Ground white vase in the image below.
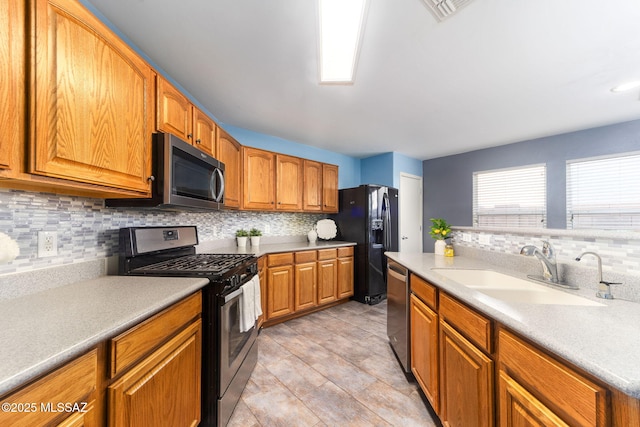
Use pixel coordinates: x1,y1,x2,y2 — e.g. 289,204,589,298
250,236,260,246
307,228,318,243
237,236,247,247
434,239,446,255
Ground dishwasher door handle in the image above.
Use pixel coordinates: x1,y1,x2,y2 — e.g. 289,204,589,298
387,265,407,282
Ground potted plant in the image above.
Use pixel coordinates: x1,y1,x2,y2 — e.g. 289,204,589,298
249,228,262,246
429,218,451,255
236,229,249,247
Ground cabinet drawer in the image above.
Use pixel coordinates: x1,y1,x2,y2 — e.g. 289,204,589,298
109,291,202,378
411,274,437,310
499,329,609,427
337,246,354,257
295,250,317,263
0,349,97,427
317,248,337,260
267,252,294,267
439,293,492,353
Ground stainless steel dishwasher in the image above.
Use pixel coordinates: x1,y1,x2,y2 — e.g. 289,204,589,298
387,260,410,373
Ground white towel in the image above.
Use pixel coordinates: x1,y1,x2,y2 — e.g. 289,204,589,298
253,275,263,319
239,278,255,333
239,275,262,333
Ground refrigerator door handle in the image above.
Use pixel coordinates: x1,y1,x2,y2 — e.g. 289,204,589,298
382,193,391,250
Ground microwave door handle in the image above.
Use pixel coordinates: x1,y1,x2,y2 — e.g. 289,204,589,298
211,168,225,202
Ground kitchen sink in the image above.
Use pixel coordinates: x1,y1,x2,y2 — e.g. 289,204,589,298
431,268,604,306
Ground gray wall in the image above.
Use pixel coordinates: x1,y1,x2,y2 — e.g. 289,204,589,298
422,119,640,251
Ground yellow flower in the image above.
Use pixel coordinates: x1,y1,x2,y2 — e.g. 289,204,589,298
434,229,441,234
442,230,448,236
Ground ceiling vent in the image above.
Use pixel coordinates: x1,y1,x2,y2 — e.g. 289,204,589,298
423,0,474,22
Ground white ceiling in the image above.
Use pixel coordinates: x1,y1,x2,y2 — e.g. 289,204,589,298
85,0,640,160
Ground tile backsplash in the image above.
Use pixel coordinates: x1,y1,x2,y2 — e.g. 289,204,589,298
0,189,325,275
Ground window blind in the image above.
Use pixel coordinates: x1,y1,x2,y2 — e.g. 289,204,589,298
567,152,640,229
473,164,546,228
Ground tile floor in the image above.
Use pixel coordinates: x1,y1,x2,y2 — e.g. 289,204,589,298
227,300,440,427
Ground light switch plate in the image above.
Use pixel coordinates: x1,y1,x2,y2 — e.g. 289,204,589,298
38,231,58,257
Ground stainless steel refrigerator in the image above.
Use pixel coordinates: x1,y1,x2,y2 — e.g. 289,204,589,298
332,185,399,304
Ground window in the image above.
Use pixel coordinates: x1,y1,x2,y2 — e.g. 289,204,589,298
473,164,546,228
567,152,640,229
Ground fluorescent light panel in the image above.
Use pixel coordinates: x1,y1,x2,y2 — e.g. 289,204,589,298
319,0,367,83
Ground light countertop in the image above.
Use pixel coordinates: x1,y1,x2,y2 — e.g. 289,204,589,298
0,276,208,397
385,252,640,399
197,240,356,256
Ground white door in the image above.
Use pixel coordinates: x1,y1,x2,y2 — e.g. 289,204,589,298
399,173,423,252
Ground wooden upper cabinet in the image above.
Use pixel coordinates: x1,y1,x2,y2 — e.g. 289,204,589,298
31,0,153,194
322,163,339,212
193,107,216,156
0,0,24,176
243,147,275,210
216,128,242,209
276,154,303,211
157,76,216,156
156,77,192,141
303,160,323,211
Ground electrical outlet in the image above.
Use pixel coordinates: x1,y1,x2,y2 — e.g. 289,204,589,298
38,231,58,257
479,234,492,245
462,233,471,242
263,224,270,234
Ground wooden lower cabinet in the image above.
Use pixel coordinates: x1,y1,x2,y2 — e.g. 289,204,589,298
108,320,202,427
337,248,354,299
0,349,98,427
439,319,494,427
410,294,439,412
263,248,354,325
266,253,295,320
257,256,266,328
498,329,609,427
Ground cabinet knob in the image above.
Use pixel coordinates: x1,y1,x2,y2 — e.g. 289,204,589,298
147,176,155,182
196,139,201,144
187,133,193,139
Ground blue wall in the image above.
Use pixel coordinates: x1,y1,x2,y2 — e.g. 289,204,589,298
422,119,640,250
361,152,423,189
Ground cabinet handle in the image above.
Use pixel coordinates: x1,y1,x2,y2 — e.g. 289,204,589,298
147,176,155,182
196,139,201,144
187,133,193,139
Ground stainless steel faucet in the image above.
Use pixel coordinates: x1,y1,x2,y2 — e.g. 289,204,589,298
520,241,577,289
575,251,621,299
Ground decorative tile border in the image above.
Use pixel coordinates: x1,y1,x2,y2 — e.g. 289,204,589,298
0,189,325,276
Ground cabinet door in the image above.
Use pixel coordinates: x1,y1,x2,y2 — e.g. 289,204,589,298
216,128,242,208
411,294,439,413
108,320,202,427
257,257,266,328
295,262,317,311
267,264,294,319
243,147,275,210
276,154,303,211
499,370,569,427
322,164,339,212
193,107,216,155
317,259,338,304
303,160,323,211
336,256,354,299
439,320,494,427
156,76,192,142
32,0,153,194
0,0,24,175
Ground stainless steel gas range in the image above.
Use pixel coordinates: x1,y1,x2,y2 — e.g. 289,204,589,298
118,226,258,426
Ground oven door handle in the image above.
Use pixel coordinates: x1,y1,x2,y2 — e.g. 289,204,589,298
223,287,243,304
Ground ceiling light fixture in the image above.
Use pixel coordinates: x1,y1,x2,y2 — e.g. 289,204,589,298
318,0,368,84
610,81,640,93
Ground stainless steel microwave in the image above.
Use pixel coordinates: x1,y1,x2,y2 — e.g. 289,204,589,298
106,132,225,210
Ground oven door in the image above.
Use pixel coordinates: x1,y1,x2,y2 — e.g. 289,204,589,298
218,282,258,395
